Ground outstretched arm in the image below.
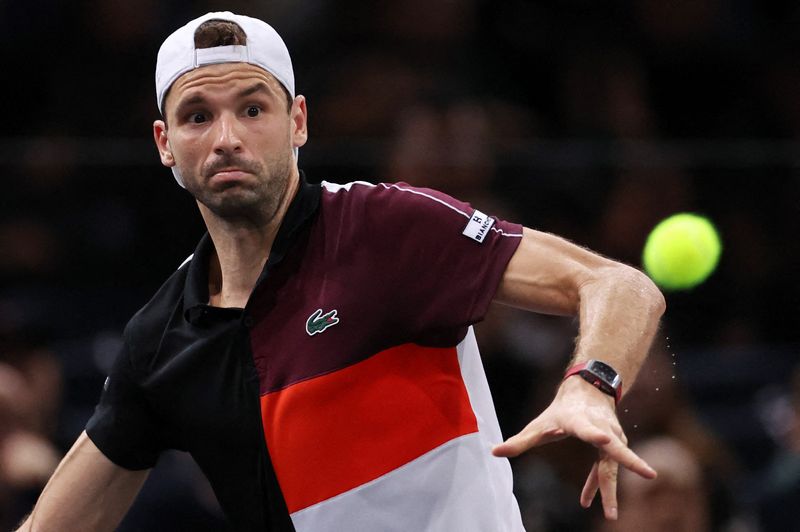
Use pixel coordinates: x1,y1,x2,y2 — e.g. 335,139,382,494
15,431,149,532
490,227,665,519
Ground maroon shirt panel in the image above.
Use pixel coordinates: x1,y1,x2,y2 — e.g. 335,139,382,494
248,182,523,395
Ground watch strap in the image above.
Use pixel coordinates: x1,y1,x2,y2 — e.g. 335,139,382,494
563,360,622,404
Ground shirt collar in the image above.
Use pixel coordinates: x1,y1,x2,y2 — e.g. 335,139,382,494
183,171,321,321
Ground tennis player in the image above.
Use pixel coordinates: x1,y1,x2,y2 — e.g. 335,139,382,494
17,12,664,532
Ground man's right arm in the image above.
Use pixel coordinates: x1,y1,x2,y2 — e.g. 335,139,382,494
15,431,149,532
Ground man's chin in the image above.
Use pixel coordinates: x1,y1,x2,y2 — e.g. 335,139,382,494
209,194,259,213
200,190,277,221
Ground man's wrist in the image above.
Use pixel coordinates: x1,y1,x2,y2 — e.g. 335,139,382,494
563,359,622,404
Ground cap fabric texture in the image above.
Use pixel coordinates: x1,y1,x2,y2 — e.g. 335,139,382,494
156,11,295,112
154,12,296,188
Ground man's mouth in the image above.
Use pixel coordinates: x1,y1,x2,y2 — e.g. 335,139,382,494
210,168,250,181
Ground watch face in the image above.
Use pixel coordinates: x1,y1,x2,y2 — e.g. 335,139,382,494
573,360,621,403
588,360,618,384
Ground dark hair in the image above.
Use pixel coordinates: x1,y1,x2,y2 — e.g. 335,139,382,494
194,19,248,48
161,19,292,118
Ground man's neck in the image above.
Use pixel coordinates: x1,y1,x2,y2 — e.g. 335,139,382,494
202,172,300,309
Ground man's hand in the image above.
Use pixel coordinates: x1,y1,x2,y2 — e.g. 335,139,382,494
491,376,657,520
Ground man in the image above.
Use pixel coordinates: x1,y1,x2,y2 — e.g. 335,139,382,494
18,12,664,532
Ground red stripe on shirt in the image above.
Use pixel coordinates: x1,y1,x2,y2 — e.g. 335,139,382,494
260,343,478,513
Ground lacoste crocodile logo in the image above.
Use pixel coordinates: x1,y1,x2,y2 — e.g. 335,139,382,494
306,308,340,336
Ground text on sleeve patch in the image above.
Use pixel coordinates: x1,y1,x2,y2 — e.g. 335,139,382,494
462,210,495,243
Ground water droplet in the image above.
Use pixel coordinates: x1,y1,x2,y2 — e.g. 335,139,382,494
633,424,638,429
671,375,676,379
655,387,660,391
624,409,629,413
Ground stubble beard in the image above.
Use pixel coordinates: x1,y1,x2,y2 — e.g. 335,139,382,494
184,148,294,226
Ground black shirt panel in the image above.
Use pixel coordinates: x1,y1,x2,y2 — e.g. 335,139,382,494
263,176,322,271
86,262,190,470
85,339,163,470
84,178,320,531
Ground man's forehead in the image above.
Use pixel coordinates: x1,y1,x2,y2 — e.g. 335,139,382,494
166,63,284,108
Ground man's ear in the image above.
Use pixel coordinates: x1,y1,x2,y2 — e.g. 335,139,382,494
153,120,176,168
291,95,308,150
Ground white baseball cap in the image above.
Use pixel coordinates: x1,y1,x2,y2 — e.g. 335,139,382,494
154,12,296,187
155,11,295,113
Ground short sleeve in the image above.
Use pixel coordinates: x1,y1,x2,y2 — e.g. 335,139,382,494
328,181,524,335
85,338,163,470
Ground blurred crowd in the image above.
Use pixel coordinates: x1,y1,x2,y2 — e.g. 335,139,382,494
1,1,799,530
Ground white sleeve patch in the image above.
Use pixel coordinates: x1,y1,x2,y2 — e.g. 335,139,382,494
462,210,495,243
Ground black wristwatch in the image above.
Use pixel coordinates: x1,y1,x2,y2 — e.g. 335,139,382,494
563,359,622,404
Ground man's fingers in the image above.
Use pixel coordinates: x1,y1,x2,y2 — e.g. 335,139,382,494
597,456,619,520
579,456,622,519
491,418,567,458
571,421,613,449
492,409,620,459
579,434,658,521
600,438,657,479
580,462,599,508
495,381,659,520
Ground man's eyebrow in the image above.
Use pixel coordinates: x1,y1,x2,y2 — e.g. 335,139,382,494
174,94,207,115
238,82,272,98
171,82,274,117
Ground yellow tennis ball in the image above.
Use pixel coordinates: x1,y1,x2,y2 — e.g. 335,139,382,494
642,213,722,290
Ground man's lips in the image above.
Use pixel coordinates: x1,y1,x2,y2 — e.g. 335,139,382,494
209,168,250,182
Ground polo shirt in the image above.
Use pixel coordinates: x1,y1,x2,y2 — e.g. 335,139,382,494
86,176,525,531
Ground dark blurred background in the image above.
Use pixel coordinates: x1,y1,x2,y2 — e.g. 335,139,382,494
1,1,799,531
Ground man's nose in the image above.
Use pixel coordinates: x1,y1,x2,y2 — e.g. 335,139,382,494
212,112,243,155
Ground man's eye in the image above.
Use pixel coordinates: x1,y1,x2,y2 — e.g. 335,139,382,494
190,113,206,124
246,106,261,117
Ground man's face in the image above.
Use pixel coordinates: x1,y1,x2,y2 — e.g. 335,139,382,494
154,63,307,223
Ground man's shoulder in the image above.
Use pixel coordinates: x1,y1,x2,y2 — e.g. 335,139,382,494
319,180,475,223
321,180,457,204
